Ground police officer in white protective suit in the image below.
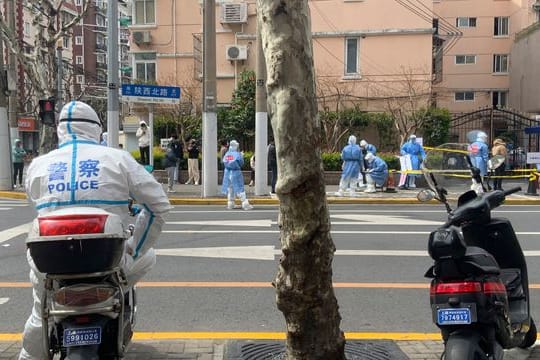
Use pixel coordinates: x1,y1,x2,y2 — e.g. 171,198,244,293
19,101,172,360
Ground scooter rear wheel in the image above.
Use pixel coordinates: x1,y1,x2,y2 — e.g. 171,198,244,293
444,334,489,360
520,318,537,348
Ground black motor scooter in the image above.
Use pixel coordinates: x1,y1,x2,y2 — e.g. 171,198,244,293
418,145,536,360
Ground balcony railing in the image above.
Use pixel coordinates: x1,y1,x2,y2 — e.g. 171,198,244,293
96,43,107,52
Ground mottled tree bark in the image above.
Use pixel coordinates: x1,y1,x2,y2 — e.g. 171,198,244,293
257,1,346,359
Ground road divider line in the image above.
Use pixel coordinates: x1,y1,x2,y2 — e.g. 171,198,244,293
0,222,32,244
0,332,443,341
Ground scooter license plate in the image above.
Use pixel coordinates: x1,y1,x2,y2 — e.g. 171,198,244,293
63,327,102,347
437,308,472,325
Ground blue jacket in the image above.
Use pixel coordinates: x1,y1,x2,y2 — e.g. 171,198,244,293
468,141,489,176
222,149,245,194
367,156,388,186
400,141,425,170
340,143,362,180
362,144,377,155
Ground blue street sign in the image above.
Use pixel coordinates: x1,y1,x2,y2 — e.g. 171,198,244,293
121,84,181,104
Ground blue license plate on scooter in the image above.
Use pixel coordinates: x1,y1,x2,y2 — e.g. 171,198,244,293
63,327,102,347
437,308,472,325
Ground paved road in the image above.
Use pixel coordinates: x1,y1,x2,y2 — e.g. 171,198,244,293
2,199,540,359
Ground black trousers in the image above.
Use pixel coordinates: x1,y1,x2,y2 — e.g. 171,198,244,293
139,146,150,165
493,164,505,190
13,162,24,185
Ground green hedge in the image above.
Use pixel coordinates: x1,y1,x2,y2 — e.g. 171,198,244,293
130,148,402,172
321,152,400,171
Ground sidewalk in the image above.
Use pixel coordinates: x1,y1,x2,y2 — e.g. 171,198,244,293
3,180,539,205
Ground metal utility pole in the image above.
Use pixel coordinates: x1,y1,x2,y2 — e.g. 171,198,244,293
202,0,218,197
0,35,12,190
255,22,268,195
107,0,119,148
7,0,18,142
56,40,63,111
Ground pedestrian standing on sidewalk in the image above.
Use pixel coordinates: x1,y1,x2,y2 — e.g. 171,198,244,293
169,134,184,183
267,140,277,193
335,135,362,197
222,140,253,210
249,154,255,186
136,121,150,165
185,139,200,185
163,143,179,193
12,139,26,189
399,134,425,189
491,138,507,191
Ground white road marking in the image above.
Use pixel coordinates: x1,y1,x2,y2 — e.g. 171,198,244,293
0,298,8,305
0,222,32,244
168,214,442,227
163,229,540,236
155,246,540,260
331,214,441,225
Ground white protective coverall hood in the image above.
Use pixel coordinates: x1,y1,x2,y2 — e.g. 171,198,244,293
20,100,172,360
348,135,357,145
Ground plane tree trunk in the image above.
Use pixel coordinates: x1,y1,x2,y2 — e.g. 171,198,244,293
257,1,346,359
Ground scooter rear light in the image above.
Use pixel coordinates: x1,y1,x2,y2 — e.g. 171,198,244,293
483,280,507,294
38,214,107,236
430,281,482,295
53,285,116,307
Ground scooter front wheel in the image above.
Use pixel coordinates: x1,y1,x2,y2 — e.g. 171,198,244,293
444,333,489,360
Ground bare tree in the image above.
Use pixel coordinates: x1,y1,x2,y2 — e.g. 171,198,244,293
316,74,359,152
370,66,432,144
257,1,345,359
156,70,203,145
0,0,89,154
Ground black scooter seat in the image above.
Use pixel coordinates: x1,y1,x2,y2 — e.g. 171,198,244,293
434,246,500,279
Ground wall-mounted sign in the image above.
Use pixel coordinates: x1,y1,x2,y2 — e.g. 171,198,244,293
18,117,37,131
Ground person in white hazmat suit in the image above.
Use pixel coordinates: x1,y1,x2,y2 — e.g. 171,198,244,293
19,101,172,360
222,140,253,210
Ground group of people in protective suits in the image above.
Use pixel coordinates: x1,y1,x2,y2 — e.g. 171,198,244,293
335,134,426,196
468,131,508,193
335,135,388,196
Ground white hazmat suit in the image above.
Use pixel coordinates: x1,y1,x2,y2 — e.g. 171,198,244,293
19,101,172,359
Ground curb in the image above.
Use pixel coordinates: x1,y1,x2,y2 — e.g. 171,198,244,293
2,191,540,205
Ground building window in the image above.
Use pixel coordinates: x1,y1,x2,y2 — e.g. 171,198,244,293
76,75,85,84
455,55,476,64
75,36,83,45
97,54,106,63
23,21,30,36
345,38,358,75
493,54,509,73
96,14,106,27
455,92,475,101
63,36,70,49
456,17,477,27
494,17,509,36
76,56,83,65
75,0,82,5
134,0,155,25
134,52,156,82
492,91,508,107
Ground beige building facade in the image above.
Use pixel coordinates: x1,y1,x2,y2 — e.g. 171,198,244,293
433,0,540,114
129,0,434,114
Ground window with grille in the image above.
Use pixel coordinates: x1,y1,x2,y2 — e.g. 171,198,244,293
455,92,475,101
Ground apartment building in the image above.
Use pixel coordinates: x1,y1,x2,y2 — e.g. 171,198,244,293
433,0,539,114
129,0,434,115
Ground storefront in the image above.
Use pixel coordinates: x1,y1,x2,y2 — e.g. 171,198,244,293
17,117,39,155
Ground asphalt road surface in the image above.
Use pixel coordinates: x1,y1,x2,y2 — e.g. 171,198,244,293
2,199,540,337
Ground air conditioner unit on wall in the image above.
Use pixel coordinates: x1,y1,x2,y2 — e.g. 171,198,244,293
220,3,248,24
132,31,151,45
226,45,248,61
